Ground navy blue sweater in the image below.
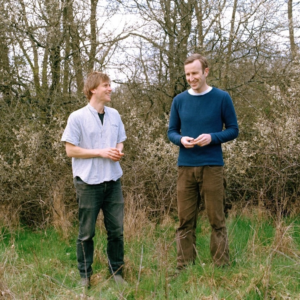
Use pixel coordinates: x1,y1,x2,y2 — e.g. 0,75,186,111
167,88,239,166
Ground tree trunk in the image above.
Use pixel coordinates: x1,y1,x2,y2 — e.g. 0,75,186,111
288,0,297,59
19,0,41,95
224,0,238,89
88,0,98,71
67,0,84,96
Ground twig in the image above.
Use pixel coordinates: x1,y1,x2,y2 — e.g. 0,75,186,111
42,274,80,296
136,245,144,294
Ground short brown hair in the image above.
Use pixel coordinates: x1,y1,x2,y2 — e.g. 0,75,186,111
83,71,110,100
184,54,209,71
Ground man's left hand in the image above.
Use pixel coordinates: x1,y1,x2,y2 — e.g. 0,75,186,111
191,134,212,147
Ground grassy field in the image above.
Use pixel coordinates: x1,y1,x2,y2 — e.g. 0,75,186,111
0,208,300,299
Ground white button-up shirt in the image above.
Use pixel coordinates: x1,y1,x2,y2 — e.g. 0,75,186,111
61,104,127,184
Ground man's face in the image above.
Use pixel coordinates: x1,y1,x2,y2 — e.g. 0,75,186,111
184,60,209,93
91,81,112,102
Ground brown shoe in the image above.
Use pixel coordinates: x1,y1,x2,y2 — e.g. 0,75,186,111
113,274,128,286
79,276,91,288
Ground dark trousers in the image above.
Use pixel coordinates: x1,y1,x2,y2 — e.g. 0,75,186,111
74,177,124,278
176,166,229,268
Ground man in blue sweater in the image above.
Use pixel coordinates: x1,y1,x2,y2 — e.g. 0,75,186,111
168,54,238,270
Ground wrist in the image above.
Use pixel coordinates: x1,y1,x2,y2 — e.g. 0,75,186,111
97,149,104,157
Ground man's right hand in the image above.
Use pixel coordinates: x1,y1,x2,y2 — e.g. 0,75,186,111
180,136,195,148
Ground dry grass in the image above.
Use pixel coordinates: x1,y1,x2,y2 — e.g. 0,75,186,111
0,199,300,299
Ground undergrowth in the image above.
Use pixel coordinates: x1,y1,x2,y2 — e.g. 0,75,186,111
0,207,300,299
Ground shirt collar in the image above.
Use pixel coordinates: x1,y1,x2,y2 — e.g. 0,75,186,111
188,86,212,96
87,103,106,114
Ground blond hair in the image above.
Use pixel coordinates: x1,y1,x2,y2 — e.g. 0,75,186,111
83,71,110,100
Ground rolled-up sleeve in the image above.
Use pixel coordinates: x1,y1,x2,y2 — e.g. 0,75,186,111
117,116,127,144
61,113,81,146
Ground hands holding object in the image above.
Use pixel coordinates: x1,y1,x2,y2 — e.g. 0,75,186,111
181,134,212,148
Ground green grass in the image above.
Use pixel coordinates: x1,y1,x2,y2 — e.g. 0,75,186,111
1,212,300,299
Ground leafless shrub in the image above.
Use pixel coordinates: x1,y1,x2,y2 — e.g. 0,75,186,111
223,66,300,216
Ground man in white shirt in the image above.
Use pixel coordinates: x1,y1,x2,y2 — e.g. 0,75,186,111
61,72,127,288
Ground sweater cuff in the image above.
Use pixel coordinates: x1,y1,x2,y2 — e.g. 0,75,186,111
177,136,183,146
210,133,216,144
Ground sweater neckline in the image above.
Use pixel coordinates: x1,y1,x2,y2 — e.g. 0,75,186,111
188,86,212,96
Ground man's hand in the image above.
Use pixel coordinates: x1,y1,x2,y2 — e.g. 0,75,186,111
100,148,124,162
181,136,195,148
191,134,211,147
65,143,124,161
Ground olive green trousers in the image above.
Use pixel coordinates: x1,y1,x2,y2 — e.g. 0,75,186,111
176,166,229,268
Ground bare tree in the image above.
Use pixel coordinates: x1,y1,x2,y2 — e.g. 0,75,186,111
223,0,238,89
118,0,195,116
194,0,226,52
288,0,298,59
1,0,300,225
0,1,12,103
